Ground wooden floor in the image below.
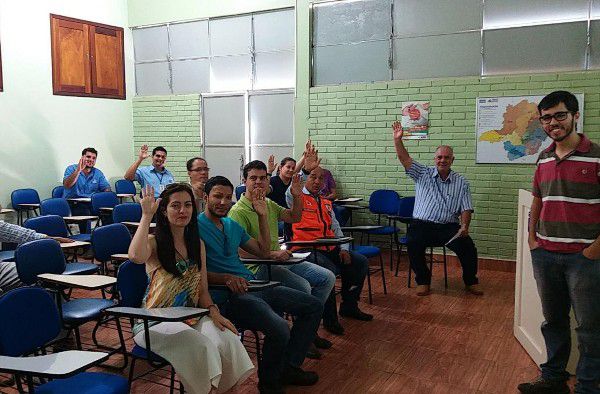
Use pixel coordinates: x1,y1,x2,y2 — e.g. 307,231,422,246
1,255,544,393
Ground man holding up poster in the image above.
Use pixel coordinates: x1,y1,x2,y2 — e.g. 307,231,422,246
392,121,482,296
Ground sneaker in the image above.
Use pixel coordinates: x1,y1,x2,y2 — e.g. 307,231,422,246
517,376,569,393
314,335,333,349
305,343,322,360
339,306,374,321
258,381,286,394
465,284,484,296
324,321,345,336
281,365,319,386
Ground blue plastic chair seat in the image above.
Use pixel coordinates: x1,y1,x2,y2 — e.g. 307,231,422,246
131,344,168,364
0,250,15,262
36,372,128,394
366,225,398,235
63,263,99,275
62,299,115,323
70,233,92,242
353,245,381,258
399,235,408,245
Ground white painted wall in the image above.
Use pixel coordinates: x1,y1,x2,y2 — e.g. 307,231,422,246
0,0,134,212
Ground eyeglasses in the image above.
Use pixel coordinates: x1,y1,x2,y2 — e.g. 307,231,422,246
539,111,571,124
190,167,210,173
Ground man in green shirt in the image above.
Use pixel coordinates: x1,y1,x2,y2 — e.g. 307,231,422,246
229,160,337,351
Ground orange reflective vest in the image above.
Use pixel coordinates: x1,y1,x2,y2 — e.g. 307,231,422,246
291,193,336,251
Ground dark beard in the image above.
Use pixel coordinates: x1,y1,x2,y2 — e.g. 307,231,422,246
208,206,228,218
546,119,575,142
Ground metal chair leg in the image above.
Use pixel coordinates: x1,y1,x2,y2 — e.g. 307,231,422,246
366,262,373,304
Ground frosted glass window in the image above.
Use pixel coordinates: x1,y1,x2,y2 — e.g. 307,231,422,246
133,26,169,62
483,0,589,29
250,93,294,145
254,9,295,52
483,22,587,75
210,55,252,92
169,21,209,59
209,16,252,56
254,52,295,90
591,20,600,69
393,0,482,36
135,62,171,95
313,0,392,46
171,59,210,94
205,147,245,186
251,146,294,164
203,96,245,145
593,0,600,19
313,41,390,85
392,32,481,79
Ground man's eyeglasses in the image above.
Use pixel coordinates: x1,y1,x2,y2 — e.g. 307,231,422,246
539,111,571,124
190,167,210,173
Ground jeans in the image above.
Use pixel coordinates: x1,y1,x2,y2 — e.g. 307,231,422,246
531,248,600,393
255,261,335,305
407,220,479,286
220,286,323,385
299,248,368,326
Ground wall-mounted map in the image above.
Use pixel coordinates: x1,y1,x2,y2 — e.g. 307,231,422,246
476,94,584,164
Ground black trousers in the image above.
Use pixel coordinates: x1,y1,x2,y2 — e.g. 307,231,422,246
407,220,479,286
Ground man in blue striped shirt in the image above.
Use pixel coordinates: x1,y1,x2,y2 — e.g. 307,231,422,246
392,121,482,296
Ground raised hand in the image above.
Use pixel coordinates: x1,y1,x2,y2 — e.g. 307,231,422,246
191,181,205,198
267,155,276,174
290,173,303,197
139,144,150,160
303,142,321,172
251,188,268,217
392,121,404,141
77,156,86,172
140,185,161,216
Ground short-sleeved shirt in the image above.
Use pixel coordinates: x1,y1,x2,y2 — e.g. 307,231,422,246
269,175,291,208
406,160,473,224
197,213,254,304
62,165,110,198
135,166,175,197
532,134,600,253
228,194,284,273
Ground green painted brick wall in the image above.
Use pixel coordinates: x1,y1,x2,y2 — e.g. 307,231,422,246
308,71,600,261
132,94,202,181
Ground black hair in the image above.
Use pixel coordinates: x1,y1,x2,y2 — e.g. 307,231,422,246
186,157,207,171
152,146,167,156
280,157,296,167
81,147,98,156
538,91,579,114
155,183,201,277
204,176,233,195
242,160,267,179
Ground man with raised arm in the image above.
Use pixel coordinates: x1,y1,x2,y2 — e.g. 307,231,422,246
124,145,175,197
392,121,482,296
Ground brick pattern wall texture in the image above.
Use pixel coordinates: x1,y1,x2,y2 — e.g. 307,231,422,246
308,72,600,260
132,94,202,182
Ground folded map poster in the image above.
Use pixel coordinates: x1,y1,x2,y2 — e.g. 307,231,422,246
476,94,584,164
401,101,430,139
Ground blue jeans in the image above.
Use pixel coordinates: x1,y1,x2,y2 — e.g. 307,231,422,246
220,286,323,385
531,248,600,393
255,261,335,305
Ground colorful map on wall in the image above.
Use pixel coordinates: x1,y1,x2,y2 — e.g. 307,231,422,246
476,94,584,164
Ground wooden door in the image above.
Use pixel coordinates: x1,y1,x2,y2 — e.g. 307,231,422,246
51,15,91,95
90,25,125,98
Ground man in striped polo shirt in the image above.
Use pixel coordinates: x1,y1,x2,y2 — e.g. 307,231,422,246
392,122,482,296
519,91,600,394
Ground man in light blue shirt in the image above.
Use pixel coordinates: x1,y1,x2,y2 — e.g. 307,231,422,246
124,145,175,197
392,121,481,296
62,147,111,232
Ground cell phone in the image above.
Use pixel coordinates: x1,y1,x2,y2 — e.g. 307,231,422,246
249,279,269,284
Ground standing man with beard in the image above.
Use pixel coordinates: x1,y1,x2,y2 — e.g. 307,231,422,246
518,91,600,394
125,145,175,197
63,147,111,233
187,157,210,211
392,122,482,296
